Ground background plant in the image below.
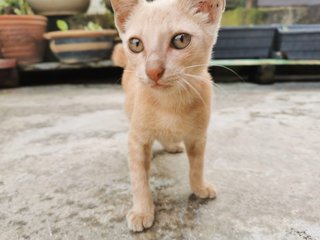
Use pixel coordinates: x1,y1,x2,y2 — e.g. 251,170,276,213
0,0,34,15
56,20,103,31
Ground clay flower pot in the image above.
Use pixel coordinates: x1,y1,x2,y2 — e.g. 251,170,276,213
27,0,90,16
44,29,118,64
0,15,47,65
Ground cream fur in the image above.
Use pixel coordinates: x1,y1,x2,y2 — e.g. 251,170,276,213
110,0,225,232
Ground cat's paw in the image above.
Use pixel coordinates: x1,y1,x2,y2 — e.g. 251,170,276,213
193,183,217,199
164,143,184,154
127,209,154,232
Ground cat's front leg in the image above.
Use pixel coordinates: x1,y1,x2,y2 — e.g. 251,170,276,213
185,136,216,199
127,131,154,232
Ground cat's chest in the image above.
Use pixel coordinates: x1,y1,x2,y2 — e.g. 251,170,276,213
155,111,184,129
146,108,195,139
131,93,208,140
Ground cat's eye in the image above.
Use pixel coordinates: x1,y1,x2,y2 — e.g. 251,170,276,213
128,37,144,53
171,33,191,50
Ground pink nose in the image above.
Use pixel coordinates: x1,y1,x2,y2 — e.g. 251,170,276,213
146,62,165,82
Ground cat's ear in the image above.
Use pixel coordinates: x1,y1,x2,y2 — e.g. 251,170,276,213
110,0,141,33
178,0,226,25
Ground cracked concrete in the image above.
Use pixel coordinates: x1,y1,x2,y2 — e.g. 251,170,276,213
0,82,320,240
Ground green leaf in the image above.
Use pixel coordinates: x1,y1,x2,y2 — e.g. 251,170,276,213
0,0,34,15
57,20,69,31
0,2,10,8
14,8,22,15
18,0,26,14
85,21,103,31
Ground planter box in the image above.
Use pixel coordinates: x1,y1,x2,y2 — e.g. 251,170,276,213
278,25,320,60
213,26,278,59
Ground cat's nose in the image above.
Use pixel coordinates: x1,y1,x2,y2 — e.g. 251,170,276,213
146,61,165,82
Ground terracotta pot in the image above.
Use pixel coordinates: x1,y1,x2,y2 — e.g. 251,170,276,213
27,0,90,16
44,30,118,64
0,59,19,88
0,15,47,65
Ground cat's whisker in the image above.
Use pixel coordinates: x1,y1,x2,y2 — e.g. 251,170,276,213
184,63,209,69
180,78,209,113
185,62,244,82
210,64,245,82
183,73,227,96
176,81,186,107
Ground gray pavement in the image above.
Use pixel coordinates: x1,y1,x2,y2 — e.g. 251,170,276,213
0,82,319,240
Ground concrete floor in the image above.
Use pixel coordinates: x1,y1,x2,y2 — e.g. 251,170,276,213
0,82,319,240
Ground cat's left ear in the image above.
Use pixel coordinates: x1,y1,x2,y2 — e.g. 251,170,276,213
110,0,141,33
179,0,226,25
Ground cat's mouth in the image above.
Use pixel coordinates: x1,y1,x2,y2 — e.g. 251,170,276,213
150,83,172,89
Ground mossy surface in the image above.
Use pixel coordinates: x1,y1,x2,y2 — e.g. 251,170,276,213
222,8,266,26
221,6,320,26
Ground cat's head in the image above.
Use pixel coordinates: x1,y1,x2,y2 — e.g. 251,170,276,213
111,0,225,89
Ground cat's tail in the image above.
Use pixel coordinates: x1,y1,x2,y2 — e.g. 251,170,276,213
112,43,127,68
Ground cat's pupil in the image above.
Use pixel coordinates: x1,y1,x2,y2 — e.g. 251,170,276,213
178,35,184,43
171,33,191,50
133,39,139,46
128,37,144,53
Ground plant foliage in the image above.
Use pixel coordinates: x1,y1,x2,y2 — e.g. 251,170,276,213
0,0,34,15
56,20,103,31
57,20,69,31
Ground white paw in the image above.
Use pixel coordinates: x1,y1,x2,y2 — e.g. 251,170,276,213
193,183,217,199
127,209,154,232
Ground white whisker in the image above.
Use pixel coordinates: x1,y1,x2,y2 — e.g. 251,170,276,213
184,63,209,69
210,64,245,82
184,73,227,96
180,78,209,114
184,62,244,82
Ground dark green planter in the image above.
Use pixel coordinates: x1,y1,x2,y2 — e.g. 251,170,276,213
213,26,278,59
278,25,320,60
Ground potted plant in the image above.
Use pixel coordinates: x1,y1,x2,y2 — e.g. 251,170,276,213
0,0,47,65
44,20,117,64
26,0,90,16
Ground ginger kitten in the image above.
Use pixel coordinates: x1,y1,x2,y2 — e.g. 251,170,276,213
110,0,225,232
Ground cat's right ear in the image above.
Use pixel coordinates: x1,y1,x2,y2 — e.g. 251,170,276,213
178,0,226,26
110,0,141,33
